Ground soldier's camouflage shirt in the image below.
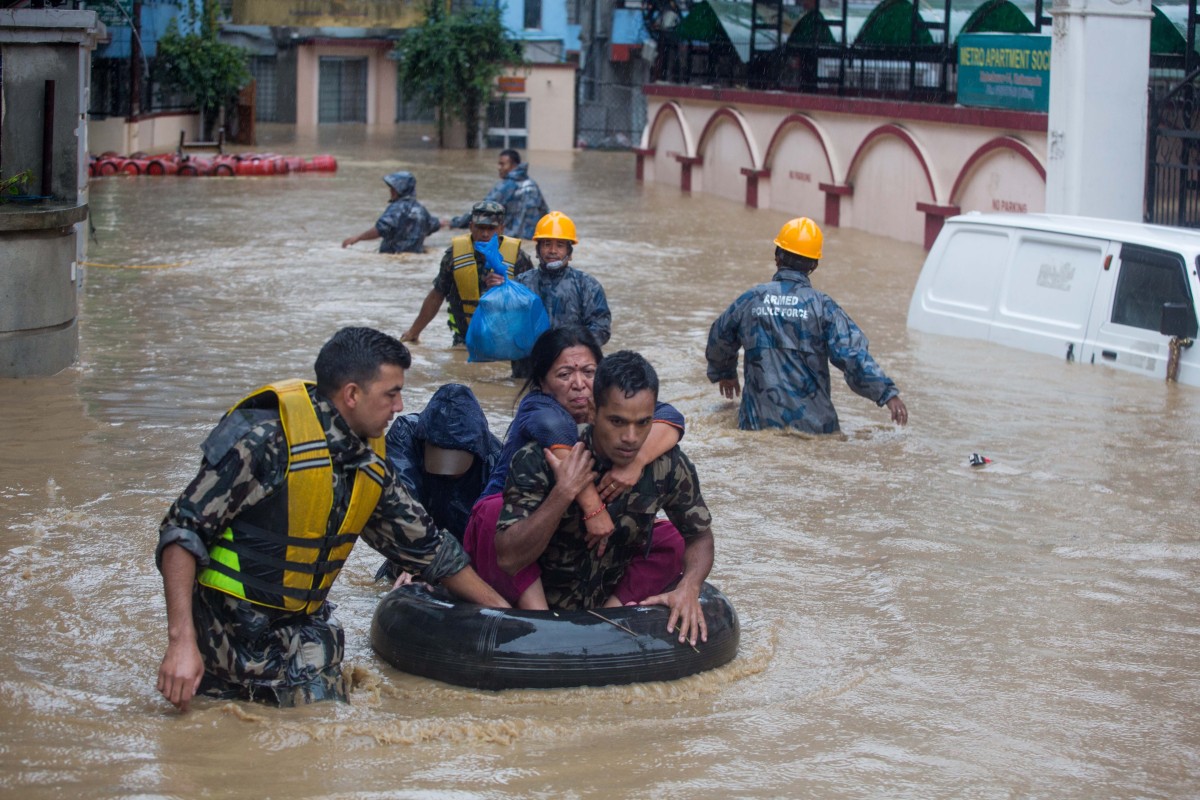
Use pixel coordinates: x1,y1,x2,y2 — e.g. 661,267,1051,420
706,268,899,434
158,387,469,580
432,237,534,340
497,425,712,610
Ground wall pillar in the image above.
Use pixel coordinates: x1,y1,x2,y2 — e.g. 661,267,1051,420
741,167,771,208
916,202,961,249
634,147,655,181
819,182,853,227
675,155,702,192
1045,0,1152,220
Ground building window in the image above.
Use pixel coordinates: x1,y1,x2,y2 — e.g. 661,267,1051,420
524,0,542,30
248,56,277,122
486,98,528,149
318,57,367,123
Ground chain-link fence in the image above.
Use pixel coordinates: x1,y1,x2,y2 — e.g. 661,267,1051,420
575,77,645,150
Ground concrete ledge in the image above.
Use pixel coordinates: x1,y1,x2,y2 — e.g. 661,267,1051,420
0,9,106,45
0,202,88,232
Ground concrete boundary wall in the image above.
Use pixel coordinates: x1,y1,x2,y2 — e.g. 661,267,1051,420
637,85,1049,248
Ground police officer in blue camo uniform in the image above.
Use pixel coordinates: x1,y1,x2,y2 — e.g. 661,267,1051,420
342,171,440,254
449,149,549,241
511,212,610,378
512,209,610,357
705,217,909,434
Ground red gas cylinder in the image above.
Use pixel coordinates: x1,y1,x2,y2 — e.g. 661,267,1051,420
179,157,213,177
308,154,337,172
145,159,178,176
120,159,147,176
211,160,236,177
283,156,305,173
269,157,290,174
97,159,122,176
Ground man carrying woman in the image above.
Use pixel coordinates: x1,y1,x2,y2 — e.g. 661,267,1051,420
463,329,710,641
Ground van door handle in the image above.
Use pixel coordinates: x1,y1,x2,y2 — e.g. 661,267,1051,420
1101,350,1117,360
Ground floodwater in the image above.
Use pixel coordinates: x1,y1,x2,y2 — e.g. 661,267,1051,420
2,123,1198,799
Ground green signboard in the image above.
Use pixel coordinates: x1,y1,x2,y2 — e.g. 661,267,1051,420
87,0,133,29
957,33,1051,113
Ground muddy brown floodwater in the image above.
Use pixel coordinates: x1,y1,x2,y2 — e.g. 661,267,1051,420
1,123,1197,799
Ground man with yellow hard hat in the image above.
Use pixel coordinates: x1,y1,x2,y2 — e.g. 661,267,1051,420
513,211,611,377
705,217,908,434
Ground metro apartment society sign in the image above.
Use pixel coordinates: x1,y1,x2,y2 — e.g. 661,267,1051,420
957,33,1051,113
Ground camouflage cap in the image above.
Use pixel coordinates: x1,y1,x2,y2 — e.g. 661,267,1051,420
470,200,505,226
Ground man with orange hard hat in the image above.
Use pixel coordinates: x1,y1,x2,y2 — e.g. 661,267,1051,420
513,211,611,377
705,217,909,434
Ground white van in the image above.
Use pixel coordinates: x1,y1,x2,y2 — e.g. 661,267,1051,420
907,213,1200,386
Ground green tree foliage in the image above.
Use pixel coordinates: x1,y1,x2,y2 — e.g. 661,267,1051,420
156,0,250,139
395,2,524,147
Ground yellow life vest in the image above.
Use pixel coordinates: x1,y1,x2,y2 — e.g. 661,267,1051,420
450,234,522,329
197,379,387,614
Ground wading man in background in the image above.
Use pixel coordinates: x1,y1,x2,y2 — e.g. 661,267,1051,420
155,327,507,711
449,149,549,241
705,217,909,434
342,171,441,254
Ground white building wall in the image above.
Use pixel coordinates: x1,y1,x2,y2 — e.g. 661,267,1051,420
640,88,1050,247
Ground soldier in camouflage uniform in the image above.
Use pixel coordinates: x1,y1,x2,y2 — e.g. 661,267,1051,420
449,149,549,241
706,217,909,434
155,328,506,712
342,171,441,254
400,201,533,346
495,351,715,645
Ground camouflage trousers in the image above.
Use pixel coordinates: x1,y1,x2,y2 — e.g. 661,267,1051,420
193,587,348,707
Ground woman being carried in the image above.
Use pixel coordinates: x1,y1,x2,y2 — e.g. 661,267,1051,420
464,326,687,609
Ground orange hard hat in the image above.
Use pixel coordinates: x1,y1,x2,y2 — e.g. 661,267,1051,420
774,217,823,260
533,211,578,243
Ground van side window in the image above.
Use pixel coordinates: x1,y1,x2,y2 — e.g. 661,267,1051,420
1110,245,1193,332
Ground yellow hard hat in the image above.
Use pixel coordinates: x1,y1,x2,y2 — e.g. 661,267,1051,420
774,217,823,260
533,211,578,243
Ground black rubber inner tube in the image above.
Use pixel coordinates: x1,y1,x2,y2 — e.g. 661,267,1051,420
370,582,740,690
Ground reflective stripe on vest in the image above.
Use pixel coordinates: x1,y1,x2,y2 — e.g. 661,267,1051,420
450,234,522,327
197,379,387,614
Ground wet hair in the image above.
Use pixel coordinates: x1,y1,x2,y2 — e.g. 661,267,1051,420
500,149,521,165
775,246,818,273
314,327,411,399
516,326,604,406
536,239,574,260
593,350,659,410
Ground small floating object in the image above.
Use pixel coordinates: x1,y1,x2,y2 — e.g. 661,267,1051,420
969,453,992,467
371,581,740,690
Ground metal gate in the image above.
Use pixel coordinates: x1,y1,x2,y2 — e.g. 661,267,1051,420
575,78,645,150
1146,68,1200,228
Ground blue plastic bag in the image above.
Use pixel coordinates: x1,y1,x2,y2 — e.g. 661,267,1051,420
474,236,507,276
465,279,551,362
